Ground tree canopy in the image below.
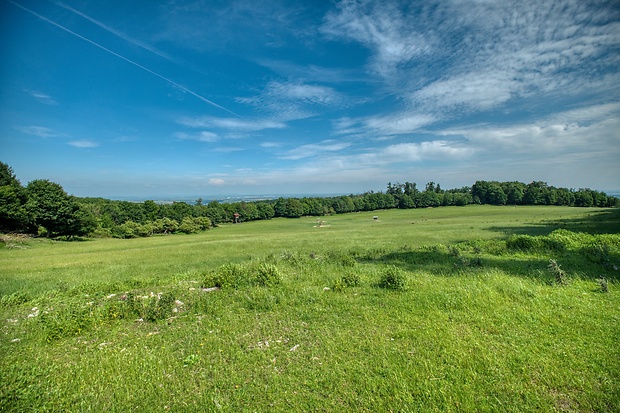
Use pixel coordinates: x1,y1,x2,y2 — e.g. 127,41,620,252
0,161,617,239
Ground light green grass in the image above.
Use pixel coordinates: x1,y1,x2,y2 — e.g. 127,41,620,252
1,206,619,412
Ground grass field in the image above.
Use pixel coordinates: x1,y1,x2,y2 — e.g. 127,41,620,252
1,205,619,412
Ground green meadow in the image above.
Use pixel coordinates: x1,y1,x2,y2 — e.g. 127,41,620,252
1,205,619,412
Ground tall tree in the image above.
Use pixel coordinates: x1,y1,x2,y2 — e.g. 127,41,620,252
0,162,30,232
26,179,93,237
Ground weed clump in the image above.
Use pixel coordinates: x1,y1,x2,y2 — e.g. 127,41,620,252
256,263,282,287
332,272,361,292
547,259,567,285
379,266,407,291
0,290,31,308
203,262,283,289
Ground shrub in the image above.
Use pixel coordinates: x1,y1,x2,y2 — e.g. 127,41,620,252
379,266,407,291
38,304,94,341
144,292,175,321
204,263,247,288
121,292,176,322
332,272,360,292
255,263,282,287
507,235,541,251
203,262,283,289
0,289,31,308
341,272,361,287
507,234,565,253
332,278,347,292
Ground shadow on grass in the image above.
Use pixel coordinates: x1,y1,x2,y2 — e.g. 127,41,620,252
488,208,620,237
358,245,620,282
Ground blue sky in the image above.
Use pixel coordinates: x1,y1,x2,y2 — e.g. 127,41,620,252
1,0,619,198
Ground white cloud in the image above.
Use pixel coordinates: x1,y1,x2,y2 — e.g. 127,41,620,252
19,126,65,138
334,112,436,138
25,89,58,105
178,116,286,132
322,0,620,116
208,178,226,186
175,131,219,142
379,141,474,162
321,1,432,77
436,103,620,162
68,140,99,148
238,80,346,122
280,140,352,160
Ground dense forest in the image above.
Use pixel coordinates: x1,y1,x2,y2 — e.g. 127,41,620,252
1,162,618,239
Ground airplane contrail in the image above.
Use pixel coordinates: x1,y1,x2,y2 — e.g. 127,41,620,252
7,0,243,118
53,0,178,64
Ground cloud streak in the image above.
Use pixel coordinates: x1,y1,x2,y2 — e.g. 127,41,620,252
19,126,65,138
68,140,99,148
6,0,242,118
54,1,176,63
25,89,58,105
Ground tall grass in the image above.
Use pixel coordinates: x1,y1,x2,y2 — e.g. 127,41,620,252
1,206,619,412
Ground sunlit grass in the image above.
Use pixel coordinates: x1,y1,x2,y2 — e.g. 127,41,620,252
1,206,619,412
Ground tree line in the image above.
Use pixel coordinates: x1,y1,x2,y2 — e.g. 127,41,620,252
1,162,617,239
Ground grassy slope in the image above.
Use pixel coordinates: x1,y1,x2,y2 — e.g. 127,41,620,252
1,206,619,412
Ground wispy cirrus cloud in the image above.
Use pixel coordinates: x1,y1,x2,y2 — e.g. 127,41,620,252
178,116,286,132
334,112,435,138
437,103,620,158
25,89,58,105
321,0,620,117
321,0,432,78
19,126,65,138
238,80,346,122
378,141,473,162
175,131,219,143
279,140,352,160
67,139,99,148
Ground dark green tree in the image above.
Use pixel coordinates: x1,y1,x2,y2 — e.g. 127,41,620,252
0,162,30,232
26,179,94,237
523,181,550,205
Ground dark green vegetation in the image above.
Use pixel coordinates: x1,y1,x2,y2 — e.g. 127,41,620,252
1,162,617,239
1,206,619,412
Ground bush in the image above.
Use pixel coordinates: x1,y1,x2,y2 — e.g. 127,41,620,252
38,303,94,341
379,266,407,291
507,234,565,253
341,272,361,287
0,289,31,308
332,272,361,292
255,263,282,286
203,262,283,289
123,292,176,321
204,263,247,288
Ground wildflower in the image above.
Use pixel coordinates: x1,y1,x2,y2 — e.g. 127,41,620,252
27,307,40,318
